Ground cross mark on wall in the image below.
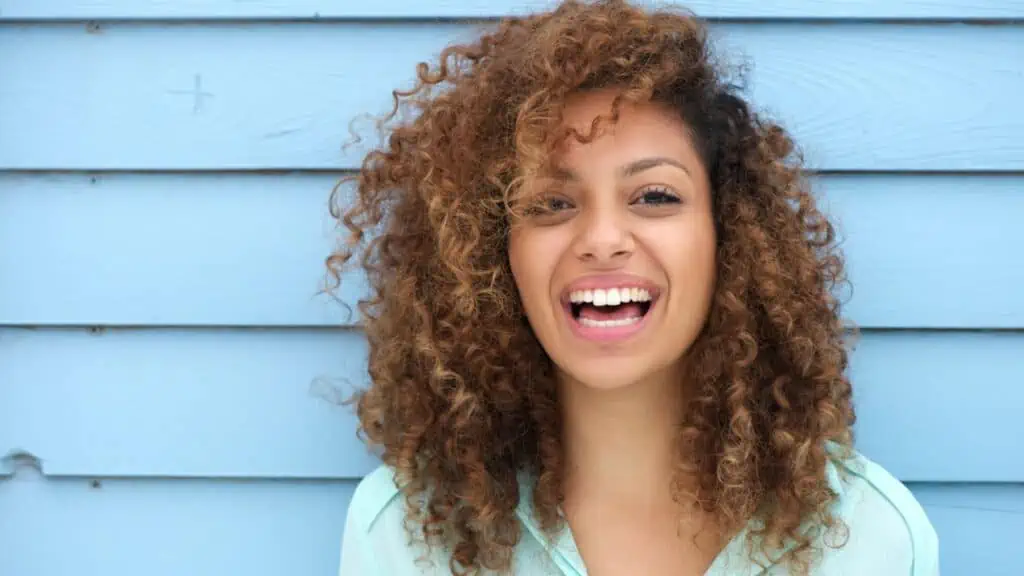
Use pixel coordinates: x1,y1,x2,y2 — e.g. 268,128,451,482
167,74,214,114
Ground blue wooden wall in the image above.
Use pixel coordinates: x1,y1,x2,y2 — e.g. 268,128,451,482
1,1,1023,574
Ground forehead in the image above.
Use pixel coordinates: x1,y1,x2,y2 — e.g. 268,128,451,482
556,90,699,167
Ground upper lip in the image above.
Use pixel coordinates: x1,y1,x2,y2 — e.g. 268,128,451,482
559,273,661,303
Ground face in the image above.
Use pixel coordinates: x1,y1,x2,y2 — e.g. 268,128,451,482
508,90,717,391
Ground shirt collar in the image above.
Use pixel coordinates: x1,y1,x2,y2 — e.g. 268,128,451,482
512,447,850,576
514,471,587,575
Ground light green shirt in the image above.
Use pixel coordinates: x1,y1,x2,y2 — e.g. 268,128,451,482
339,448,939,575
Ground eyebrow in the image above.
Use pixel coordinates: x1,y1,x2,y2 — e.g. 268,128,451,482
619,156,691,178
550,156,691,181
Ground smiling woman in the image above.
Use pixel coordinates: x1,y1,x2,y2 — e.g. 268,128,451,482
327,1,939,575
509,93,717,393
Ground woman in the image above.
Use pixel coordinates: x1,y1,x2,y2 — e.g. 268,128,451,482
329,1,938,574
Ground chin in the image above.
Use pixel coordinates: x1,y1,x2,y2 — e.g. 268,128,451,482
557,354,672,392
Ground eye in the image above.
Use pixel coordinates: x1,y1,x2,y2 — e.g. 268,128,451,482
520,194,577,224
542,196,574,212
632,187,681,206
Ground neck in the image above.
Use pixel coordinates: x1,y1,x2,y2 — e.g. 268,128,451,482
559,366,685,508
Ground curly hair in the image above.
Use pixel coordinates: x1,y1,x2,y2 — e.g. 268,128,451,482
326,0,856,573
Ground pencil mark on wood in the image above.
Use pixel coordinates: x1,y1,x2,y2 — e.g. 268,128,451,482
166,74,214,115
263,127,304,139
263,115,314,139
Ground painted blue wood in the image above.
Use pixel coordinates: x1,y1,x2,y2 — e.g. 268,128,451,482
0,173,354,327
3,0,1024,20
2,5,1021,576
2,173,1021,329
0,328,378,479
1,327,1021,481
0,475,356,576
911,483,1024,576
1,23,1022,171
849,332,1024,482
1,476,1020,576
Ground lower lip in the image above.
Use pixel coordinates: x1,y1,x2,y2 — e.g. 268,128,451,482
564,299,656,342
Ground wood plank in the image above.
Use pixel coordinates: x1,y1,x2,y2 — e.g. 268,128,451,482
817,174,1024,330
0,328,378,479
907,483,1024,576
2,173,1021,329
2,476,1021,576
3,0,1024,20
0,475,355,576
849,332,1024,482
2,475,1019,576
0,173,354,327
0,23,1021,171
1,328,1021,481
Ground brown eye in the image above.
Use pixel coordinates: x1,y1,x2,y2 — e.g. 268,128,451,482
523,195,573,214
522,195,577,225
544,197,574,212
632,187,680,206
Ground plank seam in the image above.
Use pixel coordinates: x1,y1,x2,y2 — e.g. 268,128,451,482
2,325,1023,334
5,169,1024,177
1,17,1024,25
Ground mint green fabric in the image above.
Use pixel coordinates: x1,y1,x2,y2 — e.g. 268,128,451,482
339,448,939,575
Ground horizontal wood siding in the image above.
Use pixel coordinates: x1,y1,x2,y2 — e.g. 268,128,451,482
2,173,1022,328
2,478,1021,576
1,328,1022,481
3,0,1024,20
0,23,1022,171
1,3,1021,575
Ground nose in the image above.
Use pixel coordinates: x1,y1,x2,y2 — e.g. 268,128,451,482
571,204,634,264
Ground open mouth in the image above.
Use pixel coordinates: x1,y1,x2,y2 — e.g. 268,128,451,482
563,286,659,339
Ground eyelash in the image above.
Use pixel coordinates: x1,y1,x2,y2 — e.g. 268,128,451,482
632,187,680,206
521,186,681,223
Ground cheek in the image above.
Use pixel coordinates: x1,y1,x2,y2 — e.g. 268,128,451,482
652,218,717,297
508,229,553,308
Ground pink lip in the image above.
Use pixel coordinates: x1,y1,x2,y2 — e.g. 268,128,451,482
559,273,662,343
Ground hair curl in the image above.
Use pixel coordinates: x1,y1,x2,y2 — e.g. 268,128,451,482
327,1,856,573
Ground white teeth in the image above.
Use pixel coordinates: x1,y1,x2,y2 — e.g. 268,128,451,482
568,287,653,306
579,316,642,328
606,288,621,306
619,288,632,303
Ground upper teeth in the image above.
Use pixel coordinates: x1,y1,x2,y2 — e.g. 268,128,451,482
569,287,652,306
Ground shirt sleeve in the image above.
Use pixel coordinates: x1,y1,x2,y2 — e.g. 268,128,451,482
909,510,940,576
338,497,378,575
833,453,941,576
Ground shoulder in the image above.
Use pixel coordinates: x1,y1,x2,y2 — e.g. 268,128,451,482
340,464,433,575
339,464,453,575
345,464,404,535
822,449,940,576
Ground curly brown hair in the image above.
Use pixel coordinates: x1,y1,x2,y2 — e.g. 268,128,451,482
326,0,856,573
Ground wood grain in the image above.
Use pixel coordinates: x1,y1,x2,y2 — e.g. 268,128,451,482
1,327,1022,481
3,0,1024,20
2,477,1019,576
2,173,1021,328
0,23,1021,170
